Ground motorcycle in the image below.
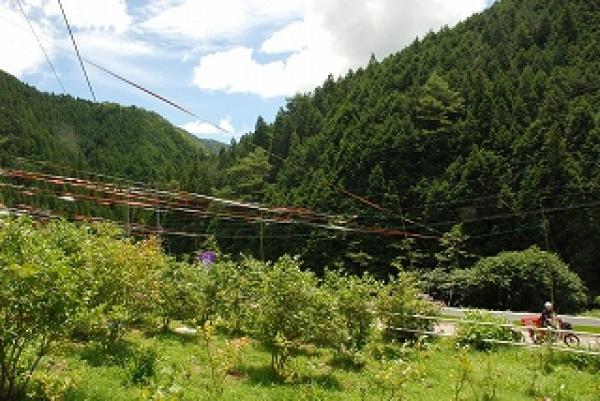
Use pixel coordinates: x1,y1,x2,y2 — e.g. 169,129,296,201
520,316,580,347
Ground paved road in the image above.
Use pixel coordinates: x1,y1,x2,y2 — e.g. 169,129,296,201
442,307,600,327
435,321,600,349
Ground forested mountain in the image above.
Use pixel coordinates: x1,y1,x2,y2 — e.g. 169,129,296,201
1,0,599,296
0,70,216,191
220,0,600,293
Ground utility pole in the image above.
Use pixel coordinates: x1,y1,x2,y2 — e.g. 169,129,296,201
259,214,265,261
125,186,130,236
399,205,414,271
155,187,162,242
540,199,555,305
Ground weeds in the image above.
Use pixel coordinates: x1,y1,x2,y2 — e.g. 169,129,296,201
477,357,500,401
199,321,249,399
125,345,159,386
453,348,474,401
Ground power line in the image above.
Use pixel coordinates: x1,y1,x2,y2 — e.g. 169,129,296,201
84,59,230,134
1,13,230,134
56,0,96,101
15,0,65,93
0,167,434,239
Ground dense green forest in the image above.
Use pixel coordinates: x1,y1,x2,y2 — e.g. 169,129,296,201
1,0,599,299
218,0,600,295
0,69,217,190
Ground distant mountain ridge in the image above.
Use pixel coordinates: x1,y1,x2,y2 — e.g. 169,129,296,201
0,69,215,190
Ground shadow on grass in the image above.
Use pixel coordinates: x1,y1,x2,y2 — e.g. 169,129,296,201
78,340,135,367
328,355,366,372
241,365,342,390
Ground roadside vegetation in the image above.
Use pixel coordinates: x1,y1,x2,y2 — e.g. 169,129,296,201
1,218,597,401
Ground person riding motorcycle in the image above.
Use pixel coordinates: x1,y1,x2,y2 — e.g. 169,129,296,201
540,301,558,329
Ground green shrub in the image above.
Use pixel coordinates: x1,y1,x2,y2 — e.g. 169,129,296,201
377,272,441,342
250,255,345,376
158,259,207,329
455,310,521,351
76,232,168,343
199,256,268,333
0,218,83,400
125,345,159,386
552,350,600,373
28,367,80,401
323,270,382,355
439,247,588,312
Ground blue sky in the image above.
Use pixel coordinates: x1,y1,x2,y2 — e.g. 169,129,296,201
0,0,493,144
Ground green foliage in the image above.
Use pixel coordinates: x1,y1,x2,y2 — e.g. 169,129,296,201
323,271,382,356
453,349,474,401
367,358,418,401
455,247,588,312
199,257,268,334
416,72,465,134
217,147,271,202
158,260,206,329
0,69,214,188
75,234,167,343
125,346,159,386
435,224,470,270
198,322,248,399
455,311,521,351
28,367,80,401
250,256,344,376
377,272,441,342
211,0,600,296
0,218,83,400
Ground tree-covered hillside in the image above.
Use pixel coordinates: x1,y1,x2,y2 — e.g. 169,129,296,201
0,69,216,191
221,0,600,293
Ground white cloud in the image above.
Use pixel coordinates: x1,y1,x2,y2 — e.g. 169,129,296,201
192,43,346,99
0,2,54,77
0,0,144,80
77,32,155,57
43,0,132,33
181,116,235,137
318,0,487,65
192,0,487,98
142,0,305,40
260,20,308,54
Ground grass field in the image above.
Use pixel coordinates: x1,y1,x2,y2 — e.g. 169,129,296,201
35,329,599,401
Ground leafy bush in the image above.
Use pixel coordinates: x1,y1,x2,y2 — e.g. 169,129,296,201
199,322,249,398
455,311,521,351
74,231,167,343
553,349,600,373
158,259,207,329
460,247,587,312
0,218,83,400
125,345,159,386
323,270,382,355
426,247,588,312
250,256,344,376
377,272,441,342
199,256,268,333
28,367,80,401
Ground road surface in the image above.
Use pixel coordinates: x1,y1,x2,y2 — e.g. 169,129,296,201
438,307,600,350
442,307,600,327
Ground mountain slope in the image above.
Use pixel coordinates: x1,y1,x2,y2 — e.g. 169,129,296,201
0,70,215,190
222,0,600,291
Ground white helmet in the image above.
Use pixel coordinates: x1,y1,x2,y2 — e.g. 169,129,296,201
544,301,552,310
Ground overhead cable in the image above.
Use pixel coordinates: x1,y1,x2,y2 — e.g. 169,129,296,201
15,0,65,93
56,0,96,101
